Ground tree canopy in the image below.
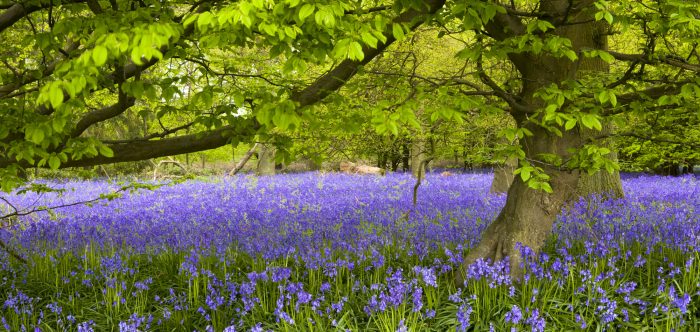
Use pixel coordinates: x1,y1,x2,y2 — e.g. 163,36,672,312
2,0,700,277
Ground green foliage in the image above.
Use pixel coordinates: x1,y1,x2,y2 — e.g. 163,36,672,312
1,0,699,192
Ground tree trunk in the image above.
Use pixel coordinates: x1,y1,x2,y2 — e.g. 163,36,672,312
256,144,276,176
411,138,427,178
377,152,387,169
459,1,609,282
576,124,624,199
490,156,517,193
402,141,410,171
459,125,582,283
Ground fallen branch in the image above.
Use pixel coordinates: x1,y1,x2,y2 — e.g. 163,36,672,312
229,143,258,176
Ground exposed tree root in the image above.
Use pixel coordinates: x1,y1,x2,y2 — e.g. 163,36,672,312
455,215,547,286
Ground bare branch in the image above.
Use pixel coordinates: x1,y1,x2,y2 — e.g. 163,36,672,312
229,143,259,175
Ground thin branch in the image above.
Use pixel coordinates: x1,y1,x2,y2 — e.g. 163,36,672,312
476,54,531,113
71,89,136,137
175,56,292,88
100,120,198,144
345,5,391,15
608,51,700,73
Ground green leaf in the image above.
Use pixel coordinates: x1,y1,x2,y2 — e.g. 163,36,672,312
595,11,604,21
520,167,531,181
608,92,617,107
29,128,44,145
183,14,199,27
284,26,297,39
386,121,398,136
131,47,144,65
392,23,405,41
361,32,378,48
581,114,602,131
540,182,553,193
604,12,613,24
348,41,364,60
49,84,64,109
565,119,577,131
52,117,66,133
48,155,60,170
92,45,108,66
563,50,578,61
299,4,315,21
598,51,615,63
197,11,213,31
98,145,114,158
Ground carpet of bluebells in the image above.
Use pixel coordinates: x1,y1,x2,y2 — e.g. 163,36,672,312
0,172,699,331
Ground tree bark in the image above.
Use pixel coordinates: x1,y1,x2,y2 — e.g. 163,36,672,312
256,144,276,176
460,125,582,283
459,0,609,283
411,138,427,178
576,124,624,199
490,156,517,193
402,141,410,171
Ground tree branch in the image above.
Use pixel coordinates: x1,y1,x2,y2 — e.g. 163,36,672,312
71,90,136,138
0,0,85,33
608,51,700,73
291,0,446,108
476,54,531,113
1,0,447,171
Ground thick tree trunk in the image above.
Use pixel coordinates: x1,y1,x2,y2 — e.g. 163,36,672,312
410,138,427,178
458,0,609,283
490,156,517,193
458,125,581,284
256,144,276,176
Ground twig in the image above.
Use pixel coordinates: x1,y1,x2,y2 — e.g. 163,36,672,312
0,184,150,263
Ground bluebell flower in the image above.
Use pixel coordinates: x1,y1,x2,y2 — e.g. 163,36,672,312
396,319,408,332
525,309,545,332
456,303,472,332
412,287,423,312
505,305,522,324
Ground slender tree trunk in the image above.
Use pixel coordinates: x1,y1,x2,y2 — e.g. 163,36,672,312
402,141,410,171
256,144,276,176
411,138,427,178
